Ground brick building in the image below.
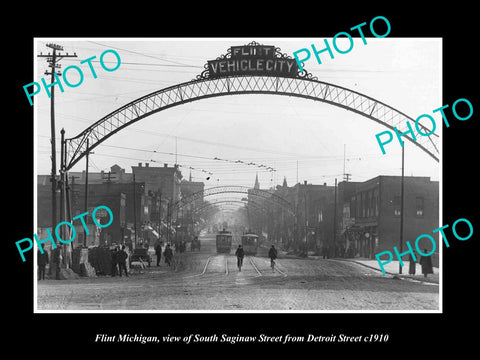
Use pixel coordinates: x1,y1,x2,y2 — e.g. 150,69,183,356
338,176,439,261
131,162,182,203
249,177,335,252
37,174,146,248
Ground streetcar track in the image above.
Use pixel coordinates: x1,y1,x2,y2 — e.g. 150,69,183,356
203,256,213,275
183,255,213,278
251,256,288,277
186,253,287,281
274,263,288,277
248,256,262,277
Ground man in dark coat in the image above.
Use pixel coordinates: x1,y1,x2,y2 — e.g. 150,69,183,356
164,244,173,267
37,249,49,280
408,252,416,275
268,245,278,271
235,245,244,271
322,244,329,259
117,245,129,277
154,240,162,266
419,249,433,278
111,247,119,277
52,244,62,280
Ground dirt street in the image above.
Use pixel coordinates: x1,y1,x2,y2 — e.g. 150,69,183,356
36,235,439,311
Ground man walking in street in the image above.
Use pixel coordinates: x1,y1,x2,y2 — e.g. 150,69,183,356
268,245,278,272
235,245,244,271
37,249,49,280
117,245,129,277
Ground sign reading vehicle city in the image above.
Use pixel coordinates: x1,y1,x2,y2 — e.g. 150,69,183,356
202,42,300,79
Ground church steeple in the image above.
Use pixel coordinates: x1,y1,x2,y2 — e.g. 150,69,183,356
282,176,288,188
254,173,260,189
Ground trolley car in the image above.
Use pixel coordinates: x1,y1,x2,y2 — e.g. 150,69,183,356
216,229,233,253
241,233,259,255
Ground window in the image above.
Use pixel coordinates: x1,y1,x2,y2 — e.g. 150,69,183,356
393,196,401,216
361,192,366,218
365,191,370,217
416,197,424,217
373,188,379,216
351,196,357,218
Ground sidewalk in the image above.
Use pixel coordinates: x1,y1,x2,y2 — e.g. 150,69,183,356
338,257,440,284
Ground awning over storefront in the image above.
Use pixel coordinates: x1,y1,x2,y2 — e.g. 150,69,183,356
142,225,160,238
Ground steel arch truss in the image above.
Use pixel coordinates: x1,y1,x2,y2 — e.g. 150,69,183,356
173,185,294,216
192,200,264,216
64,75,439,170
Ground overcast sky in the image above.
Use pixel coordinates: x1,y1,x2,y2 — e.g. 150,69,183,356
34,38,441,191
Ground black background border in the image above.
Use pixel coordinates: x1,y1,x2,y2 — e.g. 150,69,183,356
7,3,478,354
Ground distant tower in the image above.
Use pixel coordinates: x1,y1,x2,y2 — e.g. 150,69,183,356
282,176,288,188
254,173,260,189
189,171,192,182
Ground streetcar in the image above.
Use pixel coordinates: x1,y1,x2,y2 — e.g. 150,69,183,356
216,229,233,253
241,233,259,255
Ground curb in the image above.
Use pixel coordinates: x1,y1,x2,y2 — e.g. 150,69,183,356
335,258,440,284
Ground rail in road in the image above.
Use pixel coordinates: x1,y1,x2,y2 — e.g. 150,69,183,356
185,254,288,280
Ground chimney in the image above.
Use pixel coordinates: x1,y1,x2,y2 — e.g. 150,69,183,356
304,180,307,185
138,162,142,167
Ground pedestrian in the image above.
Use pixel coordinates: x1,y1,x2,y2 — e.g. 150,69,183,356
37,249,49,280
154,239,162,266
322,244,329,259
235,245,244,271
419,249,433,278
268,245,278,271
52,244,62,280
117,245,129,277
408,251,416,275
111,247,119,277
164,244,173,267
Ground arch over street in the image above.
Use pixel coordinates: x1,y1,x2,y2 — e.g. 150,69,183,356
62,41,439,173
173,185,294,215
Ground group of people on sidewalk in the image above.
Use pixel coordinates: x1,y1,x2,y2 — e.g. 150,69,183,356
154,240,175,267
110,245,129,277
408,249,434,278
37,245,63,280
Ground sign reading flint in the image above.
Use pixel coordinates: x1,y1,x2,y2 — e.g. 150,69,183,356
206,44,299,78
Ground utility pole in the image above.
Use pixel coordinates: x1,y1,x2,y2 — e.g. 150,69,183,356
333,178,337,257
304,186,308,257
133,173,137,246
343,144,351,182
399,145,405,274
158,190,162,238
84,139,90,247
175,136,178,165
37,44,77,232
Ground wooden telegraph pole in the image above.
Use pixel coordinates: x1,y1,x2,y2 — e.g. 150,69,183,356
37,44,77,231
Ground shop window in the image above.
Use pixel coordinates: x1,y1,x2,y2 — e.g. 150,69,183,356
416,197,424,217
393,196,401,216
